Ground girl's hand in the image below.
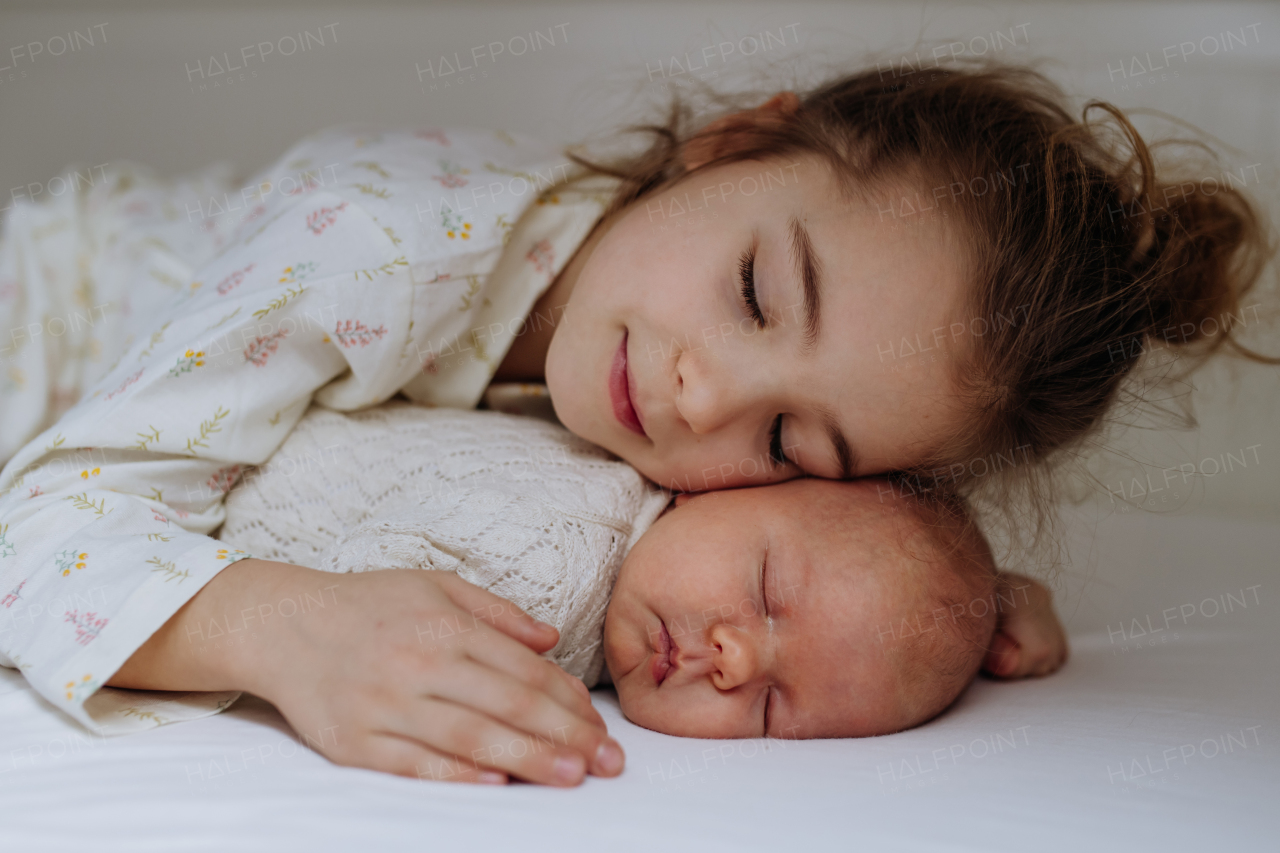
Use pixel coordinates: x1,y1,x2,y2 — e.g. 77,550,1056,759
981,572,1069,679
242,562,623,786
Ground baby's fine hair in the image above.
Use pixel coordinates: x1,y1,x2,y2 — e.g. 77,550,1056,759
880,487,1000,728
571,60,1276,557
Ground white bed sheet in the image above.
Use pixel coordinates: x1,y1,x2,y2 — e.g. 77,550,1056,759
1,506,1276,852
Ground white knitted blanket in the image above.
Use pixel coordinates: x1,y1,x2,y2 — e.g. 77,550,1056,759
216,401,669,685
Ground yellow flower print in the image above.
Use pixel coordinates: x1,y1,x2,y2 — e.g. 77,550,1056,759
65,673,96,701
79,467,101,479
169,348,206,377
55,549,89,576
278,261,319,284
441,206,472,240
215,548,250,564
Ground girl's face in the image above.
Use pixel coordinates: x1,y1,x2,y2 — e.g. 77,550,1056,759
546,154,967,490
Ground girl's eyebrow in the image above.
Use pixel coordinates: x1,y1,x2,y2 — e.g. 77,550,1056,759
788,216,824,353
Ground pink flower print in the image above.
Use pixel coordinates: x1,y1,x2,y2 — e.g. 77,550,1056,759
415,129,450,146
152,510,171,525
1,579,24,607
432,159,470,188
216,262,256,295
124,199,150,216
244,328,290,367
102,365,138,400
206,464,242,496
27,486,43,499
306,201,349,235
0,277,19,300
333,319,388,348
526,239,555,276
64,610,108,646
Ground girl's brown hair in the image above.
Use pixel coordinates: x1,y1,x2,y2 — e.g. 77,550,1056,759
568,62,1276,554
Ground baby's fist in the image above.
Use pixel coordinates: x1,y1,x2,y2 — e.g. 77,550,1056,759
982,573,1068,679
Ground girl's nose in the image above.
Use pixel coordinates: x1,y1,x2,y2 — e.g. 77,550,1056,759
707,623,763,690
674,349,751,435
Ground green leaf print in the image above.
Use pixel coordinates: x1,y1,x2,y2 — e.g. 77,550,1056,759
184,405,230,455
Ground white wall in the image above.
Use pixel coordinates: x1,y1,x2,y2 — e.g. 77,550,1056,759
2,0,1277,519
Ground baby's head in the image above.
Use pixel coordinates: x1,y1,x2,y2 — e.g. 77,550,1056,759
604,478,997,739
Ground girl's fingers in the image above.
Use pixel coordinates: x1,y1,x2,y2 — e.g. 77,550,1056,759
462,624,607,730
398,697,598,787
424,659,624,779
346,731,508,786
434,572,560,653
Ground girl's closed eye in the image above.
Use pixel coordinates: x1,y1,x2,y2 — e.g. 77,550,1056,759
768,414,792,468
739,242,796,470
738,244,766,329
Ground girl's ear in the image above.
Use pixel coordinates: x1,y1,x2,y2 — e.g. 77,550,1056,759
681,91,801,172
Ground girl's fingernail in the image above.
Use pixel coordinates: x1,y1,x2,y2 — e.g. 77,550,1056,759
554,755,584,784
595,741,624,775
478,771,506,785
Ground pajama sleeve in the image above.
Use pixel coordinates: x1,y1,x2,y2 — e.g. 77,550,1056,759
0,187,416,735
0,126,613,735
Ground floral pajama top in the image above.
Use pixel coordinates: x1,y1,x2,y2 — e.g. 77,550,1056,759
0,124,616,734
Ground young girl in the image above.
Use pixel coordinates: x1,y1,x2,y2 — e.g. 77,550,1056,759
0,62,1268,787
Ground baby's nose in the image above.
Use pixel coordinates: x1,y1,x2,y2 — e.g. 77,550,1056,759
708,623,761,690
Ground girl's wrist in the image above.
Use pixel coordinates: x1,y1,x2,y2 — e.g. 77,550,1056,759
211,557,321,699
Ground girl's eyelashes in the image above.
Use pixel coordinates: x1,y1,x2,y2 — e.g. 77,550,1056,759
768,414,792,468
738,246,766,329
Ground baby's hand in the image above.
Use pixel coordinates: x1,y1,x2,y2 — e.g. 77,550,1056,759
982,572,1068,679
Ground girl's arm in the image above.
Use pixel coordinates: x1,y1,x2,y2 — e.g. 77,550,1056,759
109,558,619,786
0,187,401,734
0,180,617,784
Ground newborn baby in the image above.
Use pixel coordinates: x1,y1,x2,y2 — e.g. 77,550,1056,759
605,478,996,739
218,401,997,738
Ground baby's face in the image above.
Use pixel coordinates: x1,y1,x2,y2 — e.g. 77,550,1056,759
603,478,980,740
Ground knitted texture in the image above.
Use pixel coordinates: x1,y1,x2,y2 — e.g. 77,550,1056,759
216,401,670,684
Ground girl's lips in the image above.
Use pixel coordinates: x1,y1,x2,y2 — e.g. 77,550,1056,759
609,333,646,436
651,618,673,685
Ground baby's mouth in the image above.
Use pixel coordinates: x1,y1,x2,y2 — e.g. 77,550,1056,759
651,618,674,686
